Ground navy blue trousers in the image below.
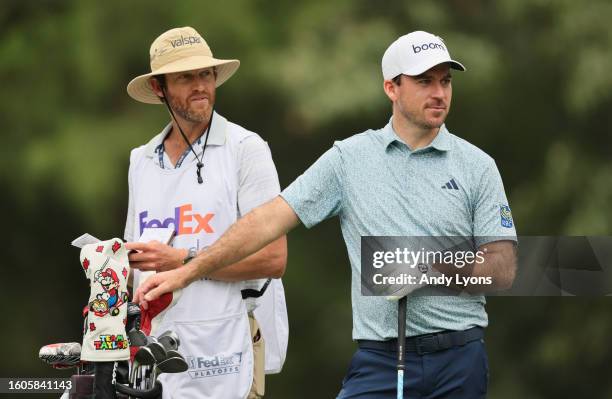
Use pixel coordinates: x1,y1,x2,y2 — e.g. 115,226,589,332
337,340,488,399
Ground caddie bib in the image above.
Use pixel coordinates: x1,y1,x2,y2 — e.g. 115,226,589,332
129,115,254,398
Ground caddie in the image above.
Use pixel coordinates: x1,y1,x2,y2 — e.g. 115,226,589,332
123,26,288,399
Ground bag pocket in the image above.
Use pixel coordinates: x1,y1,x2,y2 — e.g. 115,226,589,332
160,312,254,399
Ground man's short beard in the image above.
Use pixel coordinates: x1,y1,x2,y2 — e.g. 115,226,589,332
167,94,209,123
400,108,443,130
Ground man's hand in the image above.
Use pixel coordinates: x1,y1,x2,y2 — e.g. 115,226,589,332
433,240,517,293
133,266,193,309
125,241,187,272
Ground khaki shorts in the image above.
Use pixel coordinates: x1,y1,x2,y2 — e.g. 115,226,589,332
247,313,265,399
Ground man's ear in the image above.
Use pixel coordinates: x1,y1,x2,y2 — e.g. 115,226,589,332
383,79,398,102
149,77,165,102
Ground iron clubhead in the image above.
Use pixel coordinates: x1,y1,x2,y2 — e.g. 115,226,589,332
157,330,180,351
134,346,156,366
146,342,167,362
165,349,183,359
156,356,189,374
128,328,148,347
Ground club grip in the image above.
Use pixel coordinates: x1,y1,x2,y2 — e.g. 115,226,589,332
397,296,407,368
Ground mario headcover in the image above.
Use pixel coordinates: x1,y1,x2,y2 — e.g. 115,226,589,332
80,238,130,361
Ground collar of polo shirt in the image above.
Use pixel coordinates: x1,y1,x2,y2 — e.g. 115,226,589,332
382,119,452,152
144,111,228,158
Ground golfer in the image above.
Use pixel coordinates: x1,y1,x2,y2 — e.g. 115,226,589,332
136,30,517,398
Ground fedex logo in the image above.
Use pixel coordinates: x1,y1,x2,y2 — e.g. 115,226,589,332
139,204,214,236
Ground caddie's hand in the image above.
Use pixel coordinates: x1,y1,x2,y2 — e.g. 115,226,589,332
125,241,187,272
134,267,189,309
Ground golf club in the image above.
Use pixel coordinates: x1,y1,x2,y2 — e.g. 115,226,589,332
156,356,188,374
136,365,143,390
157,330,180,351
128,328,148,347
131,346,155,390
142,337,167,388
134,345,155,366
146,336,167,362
397,296,407,399
165,349,182,359
150,355,189,387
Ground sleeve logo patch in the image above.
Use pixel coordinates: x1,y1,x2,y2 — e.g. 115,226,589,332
500,205,513,228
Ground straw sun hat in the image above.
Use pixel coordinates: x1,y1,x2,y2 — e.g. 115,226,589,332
127,26,240,104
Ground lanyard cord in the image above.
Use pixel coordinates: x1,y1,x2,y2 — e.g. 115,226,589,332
160,87,213,184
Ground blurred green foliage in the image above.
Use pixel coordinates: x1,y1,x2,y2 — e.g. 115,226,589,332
2,0,612,397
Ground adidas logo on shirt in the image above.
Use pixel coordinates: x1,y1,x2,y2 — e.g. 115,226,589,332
441,178,459,190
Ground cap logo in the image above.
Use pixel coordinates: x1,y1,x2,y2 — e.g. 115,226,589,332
412,42,446,54
170,35,202,48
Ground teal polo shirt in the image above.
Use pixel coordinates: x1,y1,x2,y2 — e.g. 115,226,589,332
281,119,517,340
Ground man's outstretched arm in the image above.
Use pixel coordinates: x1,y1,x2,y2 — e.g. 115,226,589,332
134,196,300,305
125,237,287,280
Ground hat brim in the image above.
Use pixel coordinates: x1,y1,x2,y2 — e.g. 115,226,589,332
127,56,240,104
448,60,466,72
401,57,466,77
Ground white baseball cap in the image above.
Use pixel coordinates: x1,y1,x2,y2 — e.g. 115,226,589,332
382,31,466,80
